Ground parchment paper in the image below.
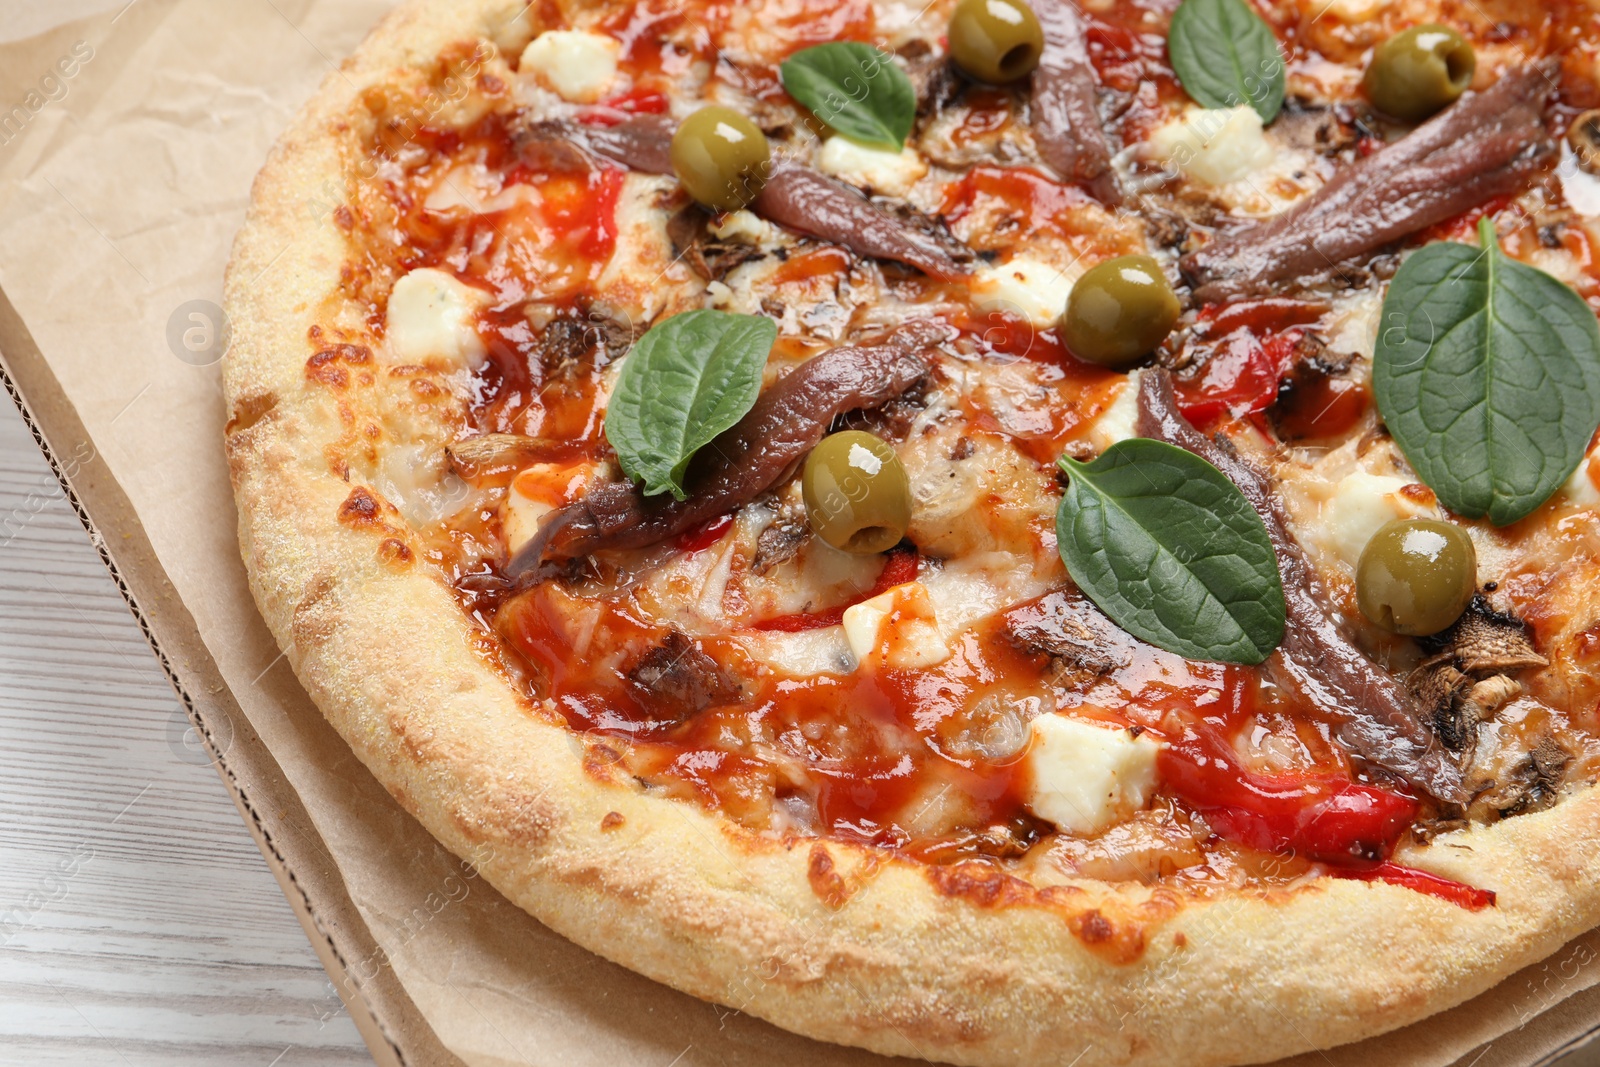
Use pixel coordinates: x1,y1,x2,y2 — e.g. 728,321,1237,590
0,3,1597,1065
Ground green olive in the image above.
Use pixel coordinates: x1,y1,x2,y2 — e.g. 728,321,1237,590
1061,255,1181,369
1356,519,1477,636
670,106,771,212
948,0,1045,84
1363,25,1476,123
802,431,912,554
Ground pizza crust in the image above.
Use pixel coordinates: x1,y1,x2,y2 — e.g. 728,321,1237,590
222,2,1600,1063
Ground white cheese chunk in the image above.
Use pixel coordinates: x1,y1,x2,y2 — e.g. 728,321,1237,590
841,581,950,670
501,462,594,553
1559,142,1600,218
1149,105,1275,187
815,136,928,197
1024,715,1161,836
1087,370,1141,454
1324,472,1441,569
971,256,1074,328
518,30,620,104
386,268,491,369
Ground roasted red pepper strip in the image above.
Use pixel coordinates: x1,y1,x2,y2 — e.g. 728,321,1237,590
751,549,919,633
1332,862,1497,911
1174,299,1326,425
1159,727,1419,864
577,88,670,126
674,513,735,553
1162,729,1495,909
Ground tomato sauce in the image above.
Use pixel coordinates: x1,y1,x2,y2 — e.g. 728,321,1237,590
769,246,854,286
940,166,1100,252
497,584,1037,848
364,108,634,450
951,87,1015,147
494,553,1426,866
943,308,1124,464
349,0,1530,902
1083,6,1180,96
381,115,626,304
600,0,715,85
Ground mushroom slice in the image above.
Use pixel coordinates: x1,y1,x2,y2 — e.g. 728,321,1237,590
446,434,568,484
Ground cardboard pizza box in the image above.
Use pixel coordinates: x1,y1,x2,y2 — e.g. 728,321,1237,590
2,3,1600,1066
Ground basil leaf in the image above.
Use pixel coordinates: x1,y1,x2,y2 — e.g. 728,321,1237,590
1374,218,1600,526
605,309,777,500
1056,439,1286,665
779,42,915,150
1166,0,1286,123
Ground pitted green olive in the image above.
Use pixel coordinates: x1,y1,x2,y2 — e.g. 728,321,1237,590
1363,25,1476,123
1061,255,1181,369
670,106,771,212
948,0,1045,85
802,431,912,554
1356,519,1477,636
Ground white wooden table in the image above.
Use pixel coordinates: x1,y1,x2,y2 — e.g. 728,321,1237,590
0,394,372,1065
0,1,369,1061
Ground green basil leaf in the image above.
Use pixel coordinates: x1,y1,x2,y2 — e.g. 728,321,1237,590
1056,439,1286,664
1373,218,1600,526
605,309,777,500
779,42,915,150
1166,0,1286,123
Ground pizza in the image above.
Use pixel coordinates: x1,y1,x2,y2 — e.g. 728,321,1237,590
221,0,1600,1063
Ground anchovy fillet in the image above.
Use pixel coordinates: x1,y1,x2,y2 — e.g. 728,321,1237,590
1181,63,1557,303
517,117,970,279
1137,369,1468,803
509,330,936,570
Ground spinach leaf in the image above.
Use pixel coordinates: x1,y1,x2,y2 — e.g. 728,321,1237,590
1374,217,1600,526
779,42,915,150
1056,439,1286,664
1166,0,1286,124
605,309,776,500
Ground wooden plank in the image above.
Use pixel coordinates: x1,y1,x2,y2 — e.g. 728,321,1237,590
0,395,373,1065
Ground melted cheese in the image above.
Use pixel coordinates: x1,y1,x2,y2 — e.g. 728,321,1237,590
519,30,620,104
376,441,470,529
386,268,491,369
842,581,951,669
815,137,928,197
425,162,540,215
1025,716,1161,835
1149,106,1274,187
971,256,1074,328
595,173,686,323
1086,370,1141,453
502,462,595,554
1323,288,1383,359
920,550,1055,638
